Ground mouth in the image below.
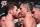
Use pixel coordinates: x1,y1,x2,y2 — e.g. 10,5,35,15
19,20,23,23
32,16,39,23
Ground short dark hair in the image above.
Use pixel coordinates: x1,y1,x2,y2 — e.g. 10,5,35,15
5,2,17,16
20,1,33,12
34,2,40,8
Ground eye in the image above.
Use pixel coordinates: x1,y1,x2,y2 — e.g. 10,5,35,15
18,12,21,15
32,11,35,14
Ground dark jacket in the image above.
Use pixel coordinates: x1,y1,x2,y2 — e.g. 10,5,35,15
15,22,21,27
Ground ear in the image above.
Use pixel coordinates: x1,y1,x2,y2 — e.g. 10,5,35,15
8,9,13,14
26,7,30,12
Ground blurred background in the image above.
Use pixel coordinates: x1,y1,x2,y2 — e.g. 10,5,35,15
0,0,40,19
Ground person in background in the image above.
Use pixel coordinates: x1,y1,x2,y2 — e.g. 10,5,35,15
18,13,24,27
1,16,5,27
32,2,40,27
15,11,24,27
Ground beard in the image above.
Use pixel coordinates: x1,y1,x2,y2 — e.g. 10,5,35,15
32,16,39,24
12,14,18,19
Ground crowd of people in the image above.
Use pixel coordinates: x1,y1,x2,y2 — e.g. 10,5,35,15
0,1,40,27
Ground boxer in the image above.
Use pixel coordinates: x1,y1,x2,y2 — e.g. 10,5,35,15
20,1,37,27
32,3,40,27
1,2,19,27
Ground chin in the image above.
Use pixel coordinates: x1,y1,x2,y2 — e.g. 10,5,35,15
15,16,18,19
15,14,18,19
12,15,18,19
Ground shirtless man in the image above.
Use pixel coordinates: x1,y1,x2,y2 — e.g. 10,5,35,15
20,1,37,27
1,2,19,27
32,3,40,27
5,2,19,27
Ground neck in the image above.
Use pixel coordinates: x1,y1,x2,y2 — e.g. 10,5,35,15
6,13,14,21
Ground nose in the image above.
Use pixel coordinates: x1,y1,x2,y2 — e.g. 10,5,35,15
18,12,21,15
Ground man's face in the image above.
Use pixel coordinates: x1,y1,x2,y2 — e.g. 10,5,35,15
12,6,19,18
18,18,24,24
32,7,40,23
18,12,24,24
20,4,27,17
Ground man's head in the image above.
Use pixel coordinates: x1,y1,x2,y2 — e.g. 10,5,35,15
5,2,19,18
18,12,24,24
32,3,40,23
20,1,33,17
